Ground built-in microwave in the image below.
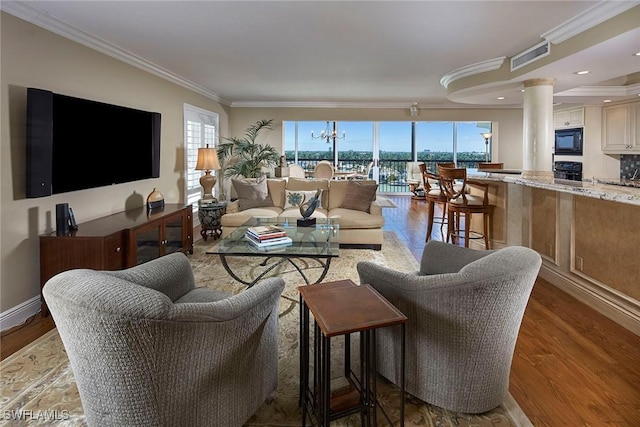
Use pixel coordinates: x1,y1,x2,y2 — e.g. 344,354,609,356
554,127,583,155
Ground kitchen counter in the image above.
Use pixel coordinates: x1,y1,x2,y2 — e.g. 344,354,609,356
467,172,640,207
465,171,639,336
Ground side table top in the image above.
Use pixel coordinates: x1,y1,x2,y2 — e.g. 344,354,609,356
299,280,407,337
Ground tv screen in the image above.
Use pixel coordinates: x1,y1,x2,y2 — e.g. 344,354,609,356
26,88,161,198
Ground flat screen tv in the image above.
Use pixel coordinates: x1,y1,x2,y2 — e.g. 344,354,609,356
26,88,161,198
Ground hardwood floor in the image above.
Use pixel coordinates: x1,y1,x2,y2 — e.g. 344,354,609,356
3,194,640,425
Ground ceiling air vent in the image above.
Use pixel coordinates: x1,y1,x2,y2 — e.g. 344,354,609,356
511,41,550,71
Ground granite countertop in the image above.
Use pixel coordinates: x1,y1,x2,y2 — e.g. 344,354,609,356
467,172,640,207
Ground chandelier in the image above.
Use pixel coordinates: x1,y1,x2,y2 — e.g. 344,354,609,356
311,121,346,144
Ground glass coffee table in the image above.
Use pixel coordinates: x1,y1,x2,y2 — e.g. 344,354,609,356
206,217,340,287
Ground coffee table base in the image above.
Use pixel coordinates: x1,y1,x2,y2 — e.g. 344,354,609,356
219,254,333,287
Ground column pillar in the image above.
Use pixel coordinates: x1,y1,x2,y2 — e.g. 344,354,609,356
522,78,555,180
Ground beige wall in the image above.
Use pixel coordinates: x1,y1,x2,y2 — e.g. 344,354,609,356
0,13,228,315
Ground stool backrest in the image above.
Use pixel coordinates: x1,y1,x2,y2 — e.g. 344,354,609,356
437,166,467,200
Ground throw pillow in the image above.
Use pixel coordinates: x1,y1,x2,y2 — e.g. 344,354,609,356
232,176,273,211
283,190,322,210
339,180,378,213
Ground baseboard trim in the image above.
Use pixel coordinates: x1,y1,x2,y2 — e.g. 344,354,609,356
540,264,640,337
0,296,41,333
504,393,533,427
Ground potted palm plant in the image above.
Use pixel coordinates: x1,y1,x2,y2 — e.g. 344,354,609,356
217,119,280,179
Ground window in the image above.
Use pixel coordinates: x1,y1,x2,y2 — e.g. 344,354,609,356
284,120,492,192
183,104,218,207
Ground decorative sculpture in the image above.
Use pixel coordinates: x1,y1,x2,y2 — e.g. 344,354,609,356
297,189,321,227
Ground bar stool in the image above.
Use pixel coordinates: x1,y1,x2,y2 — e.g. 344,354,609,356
420,163,448,242
437,166,490,249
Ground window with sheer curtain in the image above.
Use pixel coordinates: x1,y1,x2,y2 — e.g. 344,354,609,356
183,104,218,208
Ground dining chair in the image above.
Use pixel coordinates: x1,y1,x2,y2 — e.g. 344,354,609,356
348,161,374,180
288,163,306,178
437,165,491,249
314,160,334,179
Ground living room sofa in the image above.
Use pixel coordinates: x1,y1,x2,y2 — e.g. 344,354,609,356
221,177,384,249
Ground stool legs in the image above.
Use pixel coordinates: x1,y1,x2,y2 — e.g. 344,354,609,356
426,199,447,242
447,209,490,249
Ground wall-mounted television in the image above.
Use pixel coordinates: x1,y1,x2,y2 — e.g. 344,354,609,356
26,88,161,198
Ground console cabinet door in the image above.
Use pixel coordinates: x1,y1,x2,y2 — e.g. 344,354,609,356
127,206,193,266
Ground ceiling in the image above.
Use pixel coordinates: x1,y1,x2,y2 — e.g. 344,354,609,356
3,1,639,109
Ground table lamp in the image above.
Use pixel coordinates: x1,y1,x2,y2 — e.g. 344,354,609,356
195,144,221,201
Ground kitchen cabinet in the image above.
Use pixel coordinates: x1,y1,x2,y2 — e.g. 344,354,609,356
40,204,193,315
554,107,584,129
601,101,640,153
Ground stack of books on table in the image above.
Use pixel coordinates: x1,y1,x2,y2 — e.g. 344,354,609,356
245,225,292,249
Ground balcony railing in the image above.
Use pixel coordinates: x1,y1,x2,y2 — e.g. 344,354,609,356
291,158,482,193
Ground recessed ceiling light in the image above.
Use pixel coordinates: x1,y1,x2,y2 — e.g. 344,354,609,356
634,51,640,56
575,70,590,75
603,99,612,103
497,96,505,100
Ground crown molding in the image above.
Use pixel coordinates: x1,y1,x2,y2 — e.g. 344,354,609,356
542,0,640,44
555,82,640,98
230,101,416,109
440,57,506,89
0,1,230,105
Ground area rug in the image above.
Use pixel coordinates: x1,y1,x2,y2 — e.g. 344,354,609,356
375,195,397,208
0,232,529,426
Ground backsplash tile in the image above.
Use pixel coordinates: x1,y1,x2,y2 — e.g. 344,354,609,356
620,155,640,180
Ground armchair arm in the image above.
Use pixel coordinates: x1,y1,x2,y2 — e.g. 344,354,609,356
168,277,285,321
106,252,195,301
225,199,240,214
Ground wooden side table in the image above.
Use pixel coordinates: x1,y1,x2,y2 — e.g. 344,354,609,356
298,279,407,426
198,201,227,241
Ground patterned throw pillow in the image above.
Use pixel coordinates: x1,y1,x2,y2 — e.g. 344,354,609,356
339,181,378,213
232,176,273,211
283,190,322,210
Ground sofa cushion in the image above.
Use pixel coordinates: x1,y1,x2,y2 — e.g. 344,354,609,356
278,207,328,221
338,180,378,213
267,179,287,209
220,207,282,227
286,178,330,209
328,208,385,229
283,189,322,210
232,176,273,211
328,179,377,209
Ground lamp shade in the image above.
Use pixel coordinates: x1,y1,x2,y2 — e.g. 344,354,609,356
481,132,492,140
195,145,221,171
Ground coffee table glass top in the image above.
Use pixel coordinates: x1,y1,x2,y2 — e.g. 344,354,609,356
206,217,340,258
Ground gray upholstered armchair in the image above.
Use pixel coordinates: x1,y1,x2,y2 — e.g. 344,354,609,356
357,241,541,414
43,252,285,427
